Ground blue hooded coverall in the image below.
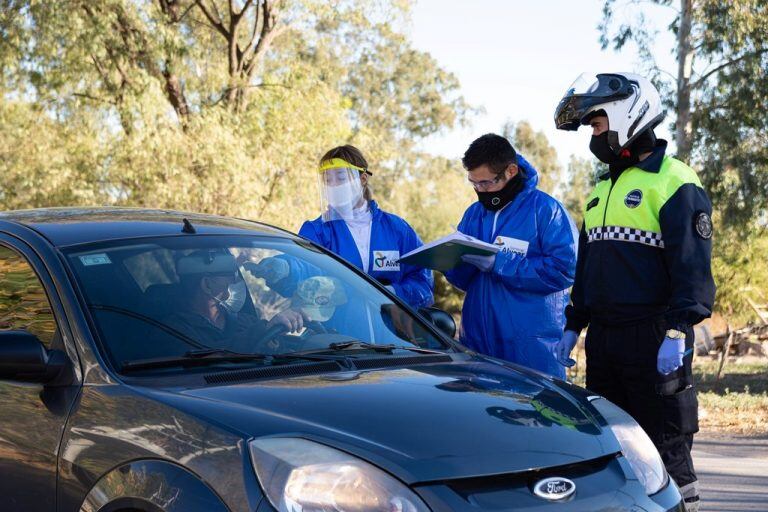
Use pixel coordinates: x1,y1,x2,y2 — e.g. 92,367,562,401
444,155,577,378
295,200,434,309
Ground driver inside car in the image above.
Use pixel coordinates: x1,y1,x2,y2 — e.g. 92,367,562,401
165,250,305,353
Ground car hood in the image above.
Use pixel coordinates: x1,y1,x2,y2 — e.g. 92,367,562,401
165,359,620,483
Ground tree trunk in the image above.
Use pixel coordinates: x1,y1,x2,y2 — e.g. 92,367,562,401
675,0,694,161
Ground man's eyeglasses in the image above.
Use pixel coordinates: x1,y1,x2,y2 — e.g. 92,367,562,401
467,174,506,191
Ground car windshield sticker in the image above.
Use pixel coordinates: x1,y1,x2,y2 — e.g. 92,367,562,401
373,251,400,271
493,236,529,256
79,253,112,266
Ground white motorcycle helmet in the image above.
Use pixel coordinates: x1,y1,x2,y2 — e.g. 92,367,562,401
554,72,665,154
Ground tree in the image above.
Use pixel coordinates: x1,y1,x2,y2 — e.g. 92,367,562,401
383,153,475,315
0,0,469,233
560,155,596,227
502,120,562,194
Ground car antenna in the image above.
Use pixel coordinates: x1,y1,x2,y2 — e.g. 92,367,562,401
182,218,196,234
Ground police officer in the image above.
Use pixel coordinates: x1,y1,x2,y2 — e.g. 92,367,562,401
553,72,715,512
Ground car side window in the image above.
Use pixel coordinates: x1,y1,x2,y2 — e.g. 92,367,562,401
0,245,58,348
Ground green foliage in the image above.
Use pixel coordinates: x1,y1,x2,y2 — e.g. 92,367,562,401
382,153,475,315
710,224,768,325
560,155,597,227
0,0,468,228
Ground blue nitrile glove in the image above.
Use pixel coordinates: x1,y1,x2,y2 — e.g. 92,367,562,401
556,330,579,367
657,337,685,375
461,253,496,272
243,257,289,284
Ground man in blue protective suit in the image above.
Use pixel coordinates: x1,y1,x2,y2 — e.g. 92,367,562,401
444,134,578,379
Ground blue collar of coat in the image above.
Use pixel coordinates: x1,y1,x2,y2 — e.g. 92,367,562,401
515,153,539,192
368,200,382,217
633,139,668,173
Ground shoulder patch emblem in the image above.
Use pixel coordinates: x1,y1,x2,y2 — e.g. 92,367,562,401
694,212,713,239
624,189,643,208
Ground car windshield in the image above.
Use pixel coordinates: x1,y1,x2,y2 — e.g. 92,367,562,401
64,235,447,374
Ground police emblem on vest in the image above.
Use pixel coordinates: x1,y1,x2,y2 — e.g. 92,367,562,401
624,189,643,208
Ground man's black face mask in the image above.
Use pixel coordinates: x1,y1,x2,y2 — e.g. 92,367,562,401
476,173,524,211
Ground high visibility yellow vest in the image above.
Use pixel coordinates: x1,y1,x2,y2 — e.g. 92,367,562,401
583,156,704,249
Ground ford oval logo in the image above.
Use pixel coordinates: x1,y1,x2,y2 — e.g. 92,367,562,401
533,477,576,501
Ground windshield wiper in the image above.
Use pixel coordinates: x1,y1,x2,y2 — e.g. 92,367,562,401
89,304,209,349
187,348,347,363
122,350,270,372
121,348,351,373
293,341,449,357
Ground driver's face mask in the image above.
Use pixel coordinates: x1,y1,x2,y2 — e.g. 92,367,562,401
204,276,247,314
223,279,247,313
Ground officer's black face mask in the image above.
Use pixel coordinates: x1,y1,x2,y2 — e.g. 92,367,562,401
589,132,621,165
590,129,658,174
476,172,524,211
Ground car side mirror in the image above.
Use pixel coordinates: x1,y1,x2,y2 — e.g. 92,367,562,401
0,330,69,384
418,307,457,339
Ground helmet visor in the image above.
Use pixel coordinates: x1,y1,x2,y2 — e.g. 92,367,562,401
554,73,634,131
318,164,364,222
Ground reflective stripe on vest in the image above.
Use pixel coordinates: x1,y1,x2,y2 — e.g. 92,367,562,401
583,156,703,249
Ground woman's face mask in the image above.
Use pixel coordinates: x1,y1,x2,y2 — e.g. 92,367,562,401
326,181,358,208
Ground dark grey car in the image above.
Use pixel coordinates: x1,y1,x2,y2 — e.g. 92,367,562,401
0,208,684,511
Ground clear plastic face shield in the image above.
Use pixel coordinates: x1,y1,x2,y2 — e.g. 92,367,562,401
318,158,366,222
565,73,601,96
554,72,633,131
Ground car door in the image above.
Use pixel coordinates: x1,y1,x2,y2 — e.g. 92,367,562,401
0,237,80,511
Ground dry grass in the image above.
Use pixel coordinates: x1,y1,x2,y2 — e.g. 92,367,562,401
695,357,768,436
564,342,768,436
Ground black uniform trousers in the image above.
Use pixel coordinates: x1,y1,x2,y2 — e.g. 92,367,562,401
585,317,699,493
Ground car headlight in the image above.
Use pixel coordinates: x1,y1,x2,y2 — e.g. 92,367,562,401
591,397,668,495
249,437,430,512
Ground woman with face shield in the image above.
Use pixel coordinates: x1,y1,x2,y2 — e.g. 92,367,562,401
249,145,433,309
